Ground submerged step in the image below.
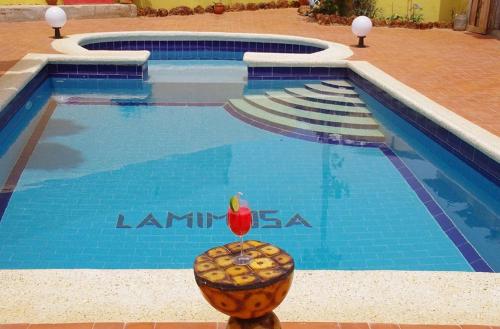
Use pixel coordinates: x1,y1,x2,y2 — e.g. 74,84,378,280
285,88,365,107
305,83,359,97
266,91,372,116
321,80,355,89
244,95,379,129
228,99,385,142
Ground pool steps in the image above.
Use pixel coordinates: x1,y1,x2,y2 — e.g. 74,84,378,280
244,95,379,129
227,80,385,142
305,83,359,97
321,80,356,89
284,87,366,106
266,91,371,116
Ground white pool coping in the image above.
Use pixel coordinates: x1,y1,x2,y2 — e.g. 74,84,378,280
51,31,354,65
0,269,498,324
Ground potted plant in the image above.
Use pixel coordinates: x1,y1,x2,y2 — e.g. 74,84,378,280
46,0,57,5
213,2,225,14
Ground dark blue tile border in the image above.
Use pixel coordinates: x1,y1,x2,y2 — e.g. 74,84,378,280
379,145,493,272
248,66,348,80
347,70,500,186
0,191,12,222
82,40,324,60
47,63,147,80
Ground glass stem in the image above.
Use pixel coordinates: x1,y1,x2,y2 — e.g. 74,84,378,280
240,235,244,258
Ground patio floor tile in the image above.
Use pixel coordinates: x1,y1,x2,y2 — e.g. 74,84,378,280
399,325,462,329
93,323,125,329
340,323,370,329
155,323,218,329
282,322,340,328
370,324,400,329
29,324,93,329
123,324,155,329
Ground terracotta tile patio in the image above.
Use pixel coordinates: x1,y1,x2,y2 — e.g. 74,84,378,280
0,323,498,329
0,9,499,135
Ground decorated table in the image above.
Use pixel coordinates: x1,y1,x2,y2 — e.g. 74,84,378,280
194,240,294,328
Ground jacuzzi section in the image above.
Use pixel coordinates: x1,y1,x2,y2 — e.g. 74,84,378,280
82,40,324,60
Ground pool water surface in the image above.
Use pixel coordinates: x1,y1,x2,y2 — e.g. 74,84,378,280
0,60,497,271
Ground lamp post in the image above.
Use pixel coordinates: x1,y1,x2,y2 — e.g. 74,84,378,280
351,16,372,48
45,6,67,39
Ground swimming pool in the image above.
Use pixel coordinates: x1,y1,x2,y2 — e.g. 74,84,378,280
0,38,498,272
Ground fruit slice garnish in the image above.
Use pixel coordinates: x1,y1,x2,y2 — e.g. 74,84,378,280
229,195,240,212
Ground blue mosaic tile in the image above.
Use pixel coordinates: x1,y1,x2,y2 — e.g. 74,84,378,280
434,212,455,231
446,227,468,246
471,259,493,272
97,64,117,75
81,40,324,61
458,243,482,263
77,64,98,74
247,67,348,80
47,63,147,80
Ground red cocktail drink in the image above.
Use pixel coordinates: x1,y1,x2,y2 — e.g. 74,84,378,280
228,206,252,236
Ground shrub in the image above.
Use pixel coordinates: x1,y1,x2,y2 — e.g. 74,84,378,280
311,0,338,15
311,0,350,16
352,0,379,18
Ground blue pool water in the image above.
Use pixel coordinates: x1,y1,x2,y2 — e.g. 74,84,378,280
0,60,498,271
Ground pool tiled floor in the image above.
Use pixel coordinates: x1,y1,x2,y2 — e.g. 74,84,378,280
1,323,498,329
0,9,499,135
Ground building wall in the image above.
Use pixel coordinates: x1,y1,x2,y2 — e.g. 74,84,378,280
1,0,52,4
134,0,269,10
0,0,469,22
375,0,468,22
439,0,469,21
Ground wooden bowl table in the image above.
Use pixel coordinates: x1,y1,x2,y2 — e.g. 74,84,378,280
194,240,294,328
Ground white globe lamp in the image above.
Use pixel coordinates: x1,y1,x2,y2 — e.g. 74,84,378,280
351,15,372,48
45,6,67,39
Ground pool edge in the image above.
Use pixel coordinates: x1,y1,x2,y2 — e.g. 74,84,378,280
0,269,498,324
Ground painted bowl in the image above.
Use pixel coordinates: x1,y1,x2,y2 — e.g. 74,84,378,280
194,240,294,319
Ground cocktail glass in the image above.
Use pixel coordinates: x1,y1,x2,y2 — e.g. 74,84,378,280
227,194,252,265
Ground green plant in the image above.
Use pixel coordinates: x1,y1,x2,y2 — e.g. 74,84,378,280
310,0,350,16
311,0,338,15
352,0,380,18
387,13,403,22
408,2,424,23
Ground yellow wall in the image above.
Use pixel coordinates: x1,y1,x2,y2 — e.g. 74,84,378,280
376,0,468,22
439,0,468,21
